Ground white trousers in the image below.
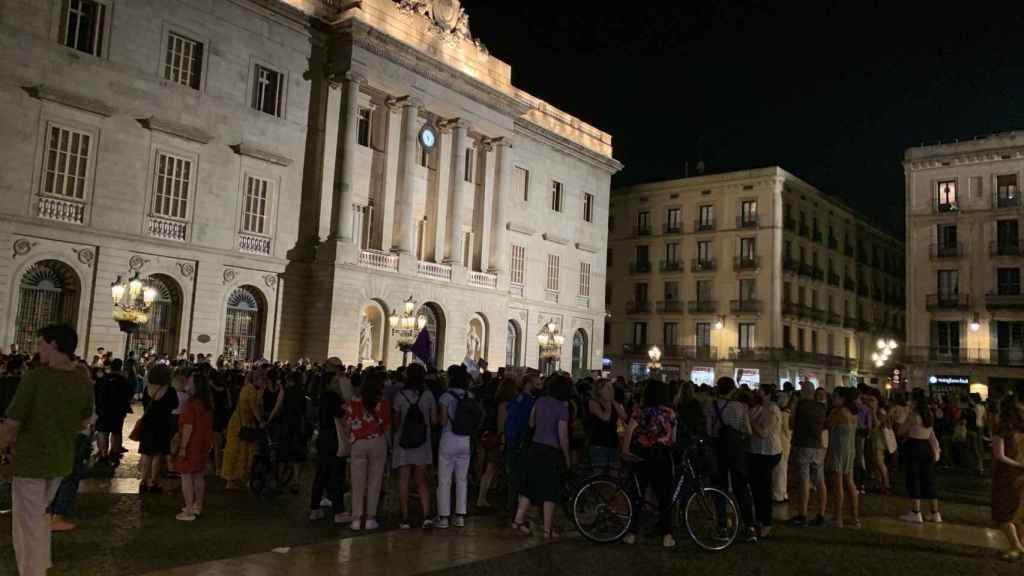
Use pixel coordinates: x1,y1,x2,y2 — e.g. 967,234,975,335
773,444,790,501
12,477,62,576
437,434,471,517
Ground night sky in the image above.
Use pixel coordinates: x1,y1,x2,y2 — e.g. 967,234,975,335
460,1,1024,234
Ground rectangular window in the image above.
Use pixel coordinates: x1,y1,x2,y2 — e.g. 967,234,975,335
357,108,371,147
42,125,91,200
633,322,648,346
514,166,529,201
583,192,594,223
937,270,959,299
998,220,1020,248
665,242,680,263
797,328,806,352
696,322,712,350
551,181,564,212
61,0,106,56
164,32,203,89
998,268,1021,295
698,205,714,229
783,325,792,349
937,223,957,247
811,331,818,354
998,174,1019,204
510,244,526,286
666,208,681,231
971,176,984,199
739,278,756,302
634,283,649,304
741,200,757,226
664,322,678,347
153,152,192,220
252,64,284,117
696,279,711,302
464,148,475,183
738,323,756,350
935,179,958,211
636,211,650,232
241,176,269,235
664,281,679,301
579,262,591,297
635,245,649,266
697,240,712,263
546,254,560,292
739,237,756,260
935,321,961,354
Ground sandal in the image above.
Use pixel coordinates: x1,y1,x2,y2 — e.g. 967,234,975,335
511,520,531,536
543,529,560,539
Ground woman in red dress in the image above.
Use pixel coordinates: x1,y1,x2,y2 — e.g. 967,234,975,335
175,370,215,521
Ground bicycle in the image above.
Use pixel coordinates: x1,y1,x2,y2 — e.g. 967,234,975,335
571,439,740,551
249,430,294,497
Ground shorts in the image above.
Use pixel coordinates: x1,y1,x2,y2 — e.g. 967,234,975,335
795,446,825,485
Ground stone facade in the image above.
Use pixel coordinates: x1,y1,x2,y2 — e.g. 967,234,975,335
904,134,1024,396
0,0,621,370
608,167,905,390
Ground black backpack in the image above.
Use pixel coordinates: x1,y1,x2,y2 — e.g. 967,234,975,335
450,390,484,437
398,391,429,450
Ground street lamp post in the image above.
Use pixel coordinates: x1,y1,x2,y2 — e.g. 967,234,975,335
537,320,564,375
647,345,662,380
389,296,426,367
111,272,156,361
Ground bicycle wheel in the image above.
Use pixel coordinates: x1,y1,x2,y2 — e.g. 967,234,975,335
572,477,632,544
682,487,739,551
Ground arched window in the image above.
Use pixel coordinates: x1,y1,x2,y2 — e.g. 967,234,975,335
14,260,80,353
131,274,182,358
505,320,522,367
572,328,589,373
224,286,265,362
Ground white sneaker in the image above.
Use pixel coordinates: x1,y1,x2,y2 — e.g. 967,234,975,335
662,534,676,548
350,519,362,531
309,510,325,521
623,533,636,545
320,497,333,507
175,512,196,522
454,515,466,528
900,512,924,524
433,517,450,529
926,512,943,524
364,518,379,531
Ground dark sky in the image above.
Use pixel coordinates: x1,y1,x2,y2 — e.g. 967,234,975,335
460,1,1024,234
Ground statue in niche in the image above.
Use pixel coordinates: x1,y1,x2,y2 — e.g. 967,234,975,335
466,323,482,361
359,315,374,363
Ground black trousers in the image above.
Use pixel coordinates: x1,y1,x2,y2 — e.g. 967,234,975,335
715,438,754,528
904,438,937,500
630,444,674,536
748,452,781,527
310,443,347,515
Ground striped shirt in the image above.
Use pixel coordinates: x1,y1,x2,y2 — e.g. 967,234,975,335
706,399,752,438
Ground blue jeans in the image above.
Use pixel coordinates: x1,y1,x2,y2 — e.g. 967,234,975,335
589,445,619,468
50,433,92,517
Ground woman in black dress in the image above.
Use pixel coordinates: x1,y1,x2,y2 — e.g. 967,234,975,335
209,369,232,475
139,364,179,493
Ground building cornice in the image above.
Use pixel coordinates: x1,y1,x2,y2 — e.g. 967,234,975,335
24,84,114,117
514,118,623,174
231,143,294,166
506,221,535,236
138,117,213,144
542,232,569,246
904,147,1024,171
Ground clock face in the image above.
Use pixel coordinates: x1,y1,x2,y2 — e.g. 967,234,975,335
420,125,437,150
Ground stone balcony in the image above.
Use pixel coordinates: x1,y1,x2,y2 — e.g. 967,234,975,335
37,195,86,225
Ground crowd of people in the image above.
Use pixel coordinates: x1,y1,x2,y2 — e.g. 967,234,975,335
2,323,1024,574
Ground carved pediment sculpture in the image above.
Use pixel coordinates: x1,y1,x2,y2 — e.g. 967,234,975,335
396,0,488,52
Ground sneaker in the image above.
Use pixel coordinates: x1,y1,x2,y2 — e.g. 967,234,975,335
399,522,411,530
422,519,434,529
364,518,379,531
789,515,807,527
334,512,352,525
309,510,325,521
350,519,362,531
433,517,450,529
453,515,466,528
900,511,924,524
175,512,197,522
745,527,759,543
926,512,943,524
623,533,636,545
810,515,826,527
320,497,333,507
662,534,676,548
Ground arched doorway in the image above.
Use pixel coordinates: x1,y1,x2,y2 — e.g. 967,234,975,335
572,328,589,373
131,274,182,359
14,260,80,353
416,302,445,367
224,285,266,362
505,320,522,367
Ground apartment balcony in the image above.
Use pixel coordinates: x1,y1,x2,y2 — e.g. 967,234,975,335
844,278,856,292
783,301,805,318
733,256,760,271
996,193,1020,209
730,299,762,315
828,236,838,251
736,215,759,229
633,224,653,237
986,292,1024,309
991,239,1022,257
656,300,684,313
858,319,874,333
929,242,964,260
358,248,399,272
629,260,652,274
660,259,684,273
694,219,715,233
905,347,1024,367
728,347,775,362
827,312,843,326
626,301,652,314
934,201,960,213
688,300,719,314
926,293,971,311
676,346,719,361
828,272,841,287
418,261,452,282
663,222,682,235
691,258,716,273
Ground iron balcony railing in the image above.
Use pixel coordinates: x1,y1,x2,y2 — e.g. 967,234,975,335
734,256,760,271
626,301,652,314
633,224,652,237
691,258,716,273
660,259,684,273
736,215,759,229
996,193,1020,209
656,300,684,313
695,219,715,232
991,239,1022,257
986,292,1024,309
629,261,651,274
730,299,762,314
904,347,1024,367
926,293,970,310
688,300,718,314
929,242,964,260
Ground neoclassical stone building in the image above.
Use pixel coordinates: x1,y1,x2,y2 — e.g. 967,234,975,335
0,0,621,371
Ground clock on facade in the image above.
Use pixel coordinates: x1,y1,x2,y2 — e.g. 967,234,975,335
419,123,438,150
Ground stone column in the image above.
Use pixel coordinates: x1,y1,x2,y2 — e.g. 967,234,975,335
378,98,404,252
488,138,512,276
333,71,365,242
316,82,342,243
393,97,421,258
478,140,497,273
444,119,468,265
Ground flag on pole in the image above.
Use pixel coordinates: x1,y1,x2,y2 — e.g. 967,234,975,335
411,328,433,367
